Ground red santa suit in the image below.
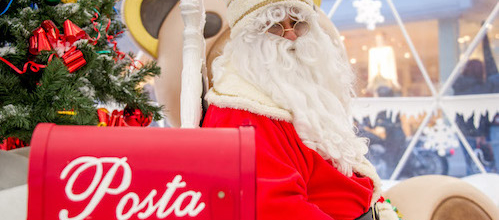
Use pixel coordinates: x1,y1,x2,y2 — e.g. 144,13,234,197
202,70,398,220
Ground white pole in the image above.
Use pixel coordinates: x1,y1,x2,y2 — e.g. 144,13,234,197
179,0,206,128
440,105,487,173
327,0,343,19
390,103,435,180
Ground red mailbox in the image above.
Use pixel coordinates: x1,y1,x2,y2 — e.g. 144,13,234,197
28,123,255,220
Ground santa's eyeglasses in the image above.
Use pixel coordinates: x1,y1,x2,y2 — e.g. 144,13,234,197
266,17,310,37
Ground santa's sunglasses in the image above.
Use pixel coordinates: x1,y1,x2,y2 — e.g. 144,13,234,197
266,17,310,37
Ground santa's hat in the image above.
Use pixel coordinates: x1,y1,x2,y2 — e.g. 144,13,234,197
226,0,317,38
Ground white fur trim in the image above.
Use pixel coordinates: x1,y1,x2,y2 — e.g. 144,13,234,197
206,70,293,121
377,201,400,220
353,157,383,206
227,0,315,38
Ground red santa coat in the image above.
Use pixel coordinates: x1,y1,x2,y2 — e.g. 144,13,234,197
203,69,398,220
203,105,373,220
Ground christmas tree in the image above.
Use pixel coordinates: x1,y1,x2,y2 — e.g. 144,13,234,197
0,0,162,147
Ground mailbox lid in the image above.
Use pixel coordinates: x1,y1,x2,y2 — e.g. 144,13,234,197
28,123,255,220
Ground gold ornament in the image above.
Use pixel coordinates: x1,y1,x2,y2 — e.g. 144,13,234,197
61,0,78,3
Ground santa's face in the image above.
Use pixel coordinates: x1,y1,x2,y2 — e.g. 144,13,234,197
265,15,310,41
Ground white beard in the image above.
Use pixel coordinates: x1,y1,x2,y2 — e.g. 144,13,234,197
212,14,368,177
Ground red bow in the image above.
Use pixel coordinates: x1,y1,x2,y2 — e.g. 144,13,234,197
29,20,87,73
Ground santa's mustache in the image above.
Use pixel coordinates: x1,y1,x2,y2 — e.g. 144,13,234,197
263,35,320,68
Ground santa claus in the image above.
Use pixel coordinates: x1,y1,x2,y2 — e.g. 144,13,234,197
202,0,399,219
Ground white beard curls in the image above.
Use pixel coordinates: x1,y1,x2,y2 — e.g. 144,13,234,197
212,5,368,176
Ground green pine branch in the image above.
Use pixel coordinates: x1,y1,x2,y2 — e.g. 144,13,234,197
0,0,163,143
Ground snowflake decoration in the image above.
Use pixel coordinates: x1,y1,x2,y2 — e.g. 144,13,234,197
422,119,460,156
353,0,385,30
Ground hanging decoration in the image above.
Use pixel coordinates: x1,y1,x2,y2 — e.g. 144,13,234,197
61,0,78,3
352,93,499,129
441,94,499,128
352,97,434,126
89,8,102,45
422,119,459,156
352,0,384,30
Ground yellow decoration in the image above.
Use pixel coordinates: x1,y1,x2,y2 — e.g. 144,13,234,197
57,110,77,115
314,0,321,6
61,0,77,3
123,0,159,58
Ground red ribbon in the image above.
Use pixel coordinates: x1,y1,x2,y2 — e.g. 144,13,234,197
88,8,142,69
104,18,125,60
89,11,101,45
101,17,142,68
0,56,47,74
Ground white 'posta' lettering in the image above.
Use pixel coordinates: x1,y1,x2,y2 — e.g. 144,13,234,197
58,156,205,220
